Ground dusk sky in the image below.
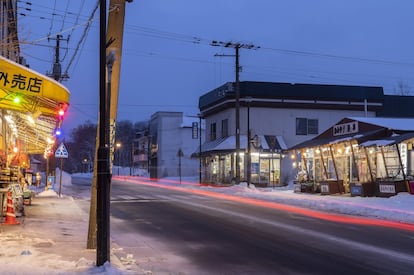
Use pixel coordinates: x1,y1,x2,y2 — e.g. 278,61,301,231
17,0,414,132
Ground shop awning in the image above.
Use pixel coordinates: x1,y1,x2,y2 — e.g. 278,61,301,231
289,129,386,151
0,55,70,154
192,134,287,157
359,132,414,148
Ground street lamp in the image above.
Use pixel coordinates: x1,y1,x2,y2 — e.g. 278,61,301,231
83,158,88,173
116,142,121,175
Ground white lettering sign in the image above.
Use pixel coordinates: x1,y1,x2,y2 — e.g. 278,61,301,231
379,184,395,194
400,143,407,175
333,121,359,136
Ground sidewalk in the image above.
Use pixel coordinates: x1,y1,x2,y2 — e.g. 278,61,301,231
0,191,138,274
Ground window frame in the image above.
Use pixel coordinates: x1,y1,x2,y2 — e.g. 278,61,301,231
296,117,318,135
210,122,217,141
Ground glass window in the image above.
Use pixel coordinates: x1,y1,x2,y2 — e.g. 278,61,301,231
221,119,228,138
308,119,318,135
296,118,318,135
210,122,216,141
296,118,307,135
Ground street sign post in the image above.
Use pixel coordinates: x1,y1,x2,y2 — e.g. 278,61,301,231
55,143,69,197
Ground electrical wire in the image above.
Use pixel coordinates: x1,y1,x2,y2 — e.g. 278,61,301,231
260,46,414,68
122,23,414,69
63,0,99,77
17,2,414,92
47,0,57,38
59,0,70,32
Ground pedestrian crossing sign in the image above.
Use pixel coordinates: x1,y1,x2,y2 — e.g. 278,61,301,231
55,143,69,158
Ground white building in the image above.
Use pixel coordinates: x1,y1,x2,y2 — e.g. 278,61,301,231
147,112,204,179
197,81,410,186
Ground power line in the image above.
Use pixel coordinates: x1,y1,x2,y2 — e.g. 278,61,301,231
122,23,414,69
260,46,414,68
59,0,70,32
63,0,99,77
47,0,57,37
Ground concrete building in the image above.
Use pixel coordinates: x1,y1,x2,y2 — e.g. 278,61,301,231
197,81,414,186
142,111,204,180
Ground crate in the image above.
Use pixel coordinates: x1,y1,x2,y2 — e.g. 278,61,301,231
320,180,344,195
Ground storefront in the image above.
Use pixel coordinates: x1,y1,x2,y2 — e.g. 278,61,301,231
290,117,414,197
197,134,287,186
0,55,70,214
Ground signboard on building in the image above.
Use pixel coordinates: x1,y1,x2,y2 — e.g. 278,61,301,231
192,122,199,139
333,121,359,136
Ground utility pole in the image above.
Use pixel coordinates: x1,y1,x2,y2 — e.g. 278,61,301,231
96,0,111,266
47,34,69,81
211,41,259,184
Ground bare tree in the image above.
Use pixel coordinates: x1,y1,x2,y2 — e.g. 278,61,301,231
394,81,412,96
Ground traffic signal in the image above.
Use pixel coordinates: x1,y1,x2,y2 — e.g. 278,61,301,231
58,108,65,119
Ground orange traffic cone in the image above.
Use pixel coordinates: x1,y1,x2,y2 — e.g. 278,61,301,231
3,191,19,225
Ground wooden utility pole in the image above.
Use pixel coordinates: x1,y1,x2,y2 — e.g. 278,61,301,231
210,41,259,184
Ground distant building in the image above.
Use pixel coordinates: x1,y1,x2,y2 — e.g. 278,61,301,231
133,130,150,176
136,112,204,179
197,81,414,186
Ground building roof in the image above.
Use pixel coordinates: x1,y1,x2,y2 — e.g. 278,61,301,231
359,132,414,147
349,117,414,131
192,134,287,157
199,81,384,111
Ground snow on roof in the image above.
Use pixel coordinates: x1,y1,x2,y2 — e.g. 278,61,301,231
360,139,395,147
349,117,414,131
328,134,363,145
215,135,245,150
276,136,288,150
211,135,287,151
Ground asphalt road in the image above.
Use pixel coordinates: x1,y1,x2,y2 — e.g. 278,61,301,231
73,177,414,274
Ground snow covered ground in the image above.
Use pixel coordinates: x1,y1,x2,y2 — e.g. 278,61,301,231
1,166,413,274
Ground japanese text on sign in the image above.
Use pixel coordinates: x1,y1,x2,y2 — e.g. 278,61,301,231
0,71,43,93
333,121,358,136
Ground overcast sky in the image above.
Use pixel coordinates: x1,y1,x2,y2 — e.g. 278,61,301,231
17,0,414,132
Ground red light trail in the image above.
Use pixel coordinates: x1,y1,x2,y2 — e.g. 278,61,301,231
115,176,414,232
